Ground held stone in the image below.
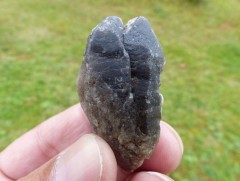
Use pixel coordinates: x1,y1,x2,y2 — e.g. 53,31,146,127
78,16,165,171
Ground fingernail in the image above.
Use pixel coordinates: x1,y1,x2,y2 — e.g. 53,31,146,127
162,122,184,155
147,172,174,181
52,134,102,181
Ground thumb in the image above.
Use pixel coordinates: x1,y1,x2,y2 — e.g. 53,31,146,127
19,134,117,181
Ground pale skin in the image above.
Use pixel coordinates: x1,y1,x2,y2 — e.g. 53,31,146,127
0,104,183,181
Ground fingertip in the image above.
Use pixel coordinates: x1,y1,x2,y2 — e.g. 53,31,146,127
52,134,103,181
141,121,183,174
52,134,117,181
161,121,184,155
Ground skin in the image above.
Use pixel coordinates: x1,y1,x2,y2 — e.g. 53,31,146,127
0,103,183,181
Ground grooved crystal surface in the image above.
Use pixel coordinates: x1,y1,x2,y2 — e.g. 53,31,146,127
78,16,165,171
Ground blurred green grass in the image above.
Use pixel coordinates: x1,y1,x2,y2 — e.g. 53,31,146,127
0,0,239,180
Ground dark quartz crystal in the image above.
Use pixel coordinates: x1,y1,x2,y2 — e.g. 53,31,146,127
78,16,165,171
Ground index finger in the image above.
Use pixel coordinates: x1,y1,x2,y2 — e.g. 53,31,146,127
0,103,92,180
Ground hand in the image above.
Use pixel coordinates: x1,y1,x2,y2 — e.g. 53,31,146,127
0,104,183,181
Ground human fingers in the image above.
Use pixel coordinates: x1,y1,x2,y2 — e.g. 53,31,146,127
128,172,173,181
0,103,92,180
0,103,183,180
19,134,117,181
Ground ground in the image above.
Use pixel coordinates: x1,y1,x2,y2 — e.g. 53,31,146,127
0,0,239,180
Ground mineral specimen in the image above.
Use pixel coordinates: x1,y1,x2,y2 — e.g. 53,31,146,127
78,16,165,171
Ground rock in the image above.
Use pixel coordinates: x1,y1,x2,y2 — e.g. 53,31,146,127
78,16,165,171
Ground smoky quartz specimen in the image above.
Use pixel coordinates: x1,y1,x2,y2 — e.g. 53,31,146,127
78,16,165,171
